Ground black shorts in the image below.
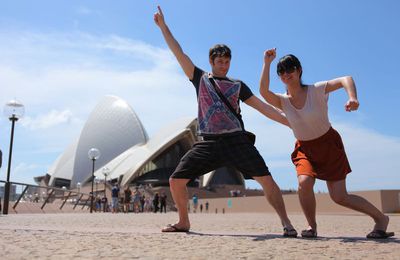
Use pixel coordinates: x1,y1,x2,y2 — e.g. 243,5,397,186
171,133,271,180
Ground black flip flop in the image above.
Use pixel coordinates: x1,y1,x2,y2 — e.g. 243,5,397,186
283,227,298,238
366,230,395,239
301,229,317,238
162,224,189,233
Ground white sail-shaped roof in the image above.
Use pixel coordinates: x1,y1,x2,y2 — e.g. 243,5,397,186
48,140,78,183
48,95,148,188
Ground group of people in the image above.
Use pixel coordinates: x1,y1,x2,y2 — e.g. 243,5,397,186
154,6,394,239
107,184,168,213
152,192,168,213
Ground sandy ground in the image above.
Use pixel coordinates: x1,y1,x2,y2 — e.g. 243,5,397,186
0,212,399,259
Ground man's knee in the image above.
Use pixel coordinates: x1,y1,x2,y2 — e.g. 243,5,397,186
254,175,274,186
169,177,189,188
169,178,177,188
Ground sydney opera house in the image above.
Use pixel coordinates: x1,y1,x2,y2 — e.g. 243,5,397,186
35,96,245,189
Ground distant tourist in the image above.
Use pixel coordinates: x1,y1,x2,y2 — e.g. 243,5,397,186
144,196,151,212
153,193,160,213
259,49,394,239
101,196,108,212
205,201,209,213
155,6,296,236
132,188,141,213
192,194,198,213
95,195,102,212
33,193,39,203
111,184,120,213
123,186,132,213
140,194,145,213
160,192,167,213
199,204,203,213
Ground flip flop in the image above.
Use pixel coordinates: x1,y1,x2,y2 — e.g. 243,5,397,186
301,229,317,238
162,224,189,233
283,227,298,238
366,230,395,239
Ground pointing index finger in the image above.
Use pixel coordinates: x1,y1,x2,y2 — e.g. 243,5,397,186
157,5,163,15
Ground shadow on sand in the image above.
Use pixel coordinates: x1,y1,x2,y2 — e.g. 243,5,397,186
187,231,399,243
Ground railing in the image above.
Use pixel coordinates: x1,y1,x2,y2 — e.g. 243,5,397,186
0,180,95,213
0,180,171,214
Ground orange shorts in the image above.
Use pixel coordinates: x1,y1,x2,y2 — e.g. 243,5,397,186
291,127,351,181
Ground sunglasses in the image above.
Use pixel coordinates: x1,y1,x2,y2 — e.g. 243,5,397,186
277,66,297,76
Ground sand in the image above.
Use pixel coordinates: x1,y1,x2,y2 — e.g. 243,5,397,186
0,212,399,259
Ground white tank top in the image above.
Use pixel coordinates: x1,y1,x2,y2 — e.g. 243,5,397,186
278,81,331,141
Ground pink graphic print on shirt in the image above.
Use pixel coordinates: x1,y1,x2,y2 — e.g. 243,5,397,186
197,75,242,135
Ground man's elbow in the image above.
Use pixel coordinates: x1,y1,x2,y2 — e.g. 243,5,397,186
259,90,269,102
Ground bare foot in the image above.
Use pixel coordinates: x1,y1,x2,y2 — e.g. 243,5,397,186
373,215,389,231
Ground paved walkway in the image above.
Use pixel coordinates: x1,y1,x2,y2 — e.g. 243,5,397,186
0,212,399,259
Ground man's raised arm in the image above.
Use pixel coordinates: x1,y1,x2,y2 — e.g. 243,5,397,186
154,6,195,80
244,96,291,127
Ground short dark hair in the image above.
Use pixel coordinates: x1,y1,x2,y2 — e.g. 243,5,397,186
209,44,231,62
277,54,303,78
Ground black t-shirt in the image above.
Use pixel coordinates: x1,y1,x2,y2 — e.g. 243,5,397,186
190,66,253,136
111,187,120,198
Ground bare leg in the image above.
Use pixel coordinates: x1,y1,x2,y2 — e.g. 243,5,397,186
327,179,389,231
162,178,191,231
297,175,317,231
253,175,295,230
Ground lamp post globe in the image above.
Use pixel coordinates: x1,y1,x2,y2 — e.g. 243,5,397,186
88,148,100,213
4,99,25,120
88,148,101,160
2,99,24,215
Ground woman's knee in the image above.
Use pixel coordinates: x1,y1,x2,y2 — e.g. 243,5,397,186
327,180,348,205
329,191,347,205
298,175,315,191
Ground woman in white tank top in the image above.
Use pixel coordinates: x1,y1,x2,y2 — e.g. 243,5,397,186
258,48,393,239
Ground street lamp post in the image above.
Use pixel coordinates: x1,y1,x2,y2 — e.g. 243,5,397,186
95,177,100,195
77,182,81,194
102,167,110,196
102,167,110,212
2,99,24,215
88,148,100,213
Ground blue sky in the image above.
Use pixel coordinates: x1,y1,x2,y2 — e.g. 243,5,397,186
0,0,399,192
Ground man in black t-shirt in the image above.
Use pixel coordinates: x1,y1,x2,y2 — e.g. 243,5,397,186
154,6,297,237
111,184,120,213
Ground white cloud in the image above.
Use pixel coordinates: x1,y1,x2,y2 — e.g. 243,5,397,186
22,109,74,130
76,6,102,16
13,163,41,175
0,31,195,135
334,123,400,191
